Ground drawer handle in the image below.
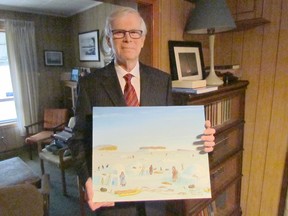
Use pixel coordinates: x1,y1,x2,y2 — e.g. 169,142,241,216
211,166,225,179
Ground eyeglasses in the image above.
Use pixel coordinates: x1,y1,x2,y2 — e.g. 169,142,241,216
111,30,143,39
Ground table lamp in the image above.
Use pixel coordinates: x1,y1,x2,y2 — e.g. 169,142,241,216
185,0,236,86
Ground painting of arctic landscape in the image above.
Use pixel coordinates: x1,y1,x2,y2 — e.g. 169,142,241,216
92,106,211,202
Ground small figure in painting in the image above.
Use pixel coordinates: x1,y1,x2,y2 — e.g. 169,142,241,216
149,165,153,175
119,171,126,186
172,166,178,182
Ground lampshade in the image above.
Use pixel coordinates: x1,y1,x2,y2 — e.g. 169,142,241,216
185,0,236,86
185,0,236,34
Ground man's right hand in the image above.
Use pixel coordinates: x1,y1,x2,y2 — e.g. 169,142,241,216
85,177,115,211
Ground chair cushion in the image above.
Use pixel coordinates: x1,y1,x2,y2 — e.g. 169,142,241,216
25,130,53,144
0,184,43,216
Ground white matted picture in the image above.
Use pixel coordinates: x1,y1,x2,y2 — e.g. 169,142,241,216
92,106,211,202
78,30,100,61
44,51,63,66
168,41,205,81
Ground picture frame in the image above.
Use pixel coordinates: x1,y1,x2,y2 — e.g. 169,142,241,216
168,41,205,81
78,30,100,62
44,51,63,66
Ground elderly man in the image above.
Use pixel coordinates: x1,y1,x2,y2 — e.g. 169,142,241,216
68,7,215,216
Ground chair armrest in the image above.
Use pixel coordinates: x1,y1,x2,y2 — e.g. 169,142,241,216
58,146,70,164
25,120,44,135
24,120,44,129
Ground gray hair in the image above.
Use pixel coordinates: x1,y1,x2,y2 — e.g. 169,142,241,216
104,7,147,38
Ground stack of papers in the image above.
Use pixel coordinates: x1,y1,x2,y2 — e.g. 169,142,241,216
172,86,218,94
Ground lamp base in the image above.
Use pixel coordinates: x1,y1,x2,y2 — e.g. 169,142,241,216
205,70,224,86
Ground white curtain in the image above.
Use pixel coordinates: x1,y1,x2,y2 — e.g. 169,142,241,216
4,19,39,135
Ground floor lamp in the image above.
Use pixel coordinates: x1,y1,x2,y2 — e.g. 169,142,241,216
185,0,236,86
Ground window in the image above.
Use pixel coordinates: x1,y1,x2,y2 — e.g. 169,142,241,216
0,31,16,123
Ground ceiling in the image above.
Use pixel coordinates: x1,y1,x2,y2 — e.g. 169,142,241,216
0,0,103,17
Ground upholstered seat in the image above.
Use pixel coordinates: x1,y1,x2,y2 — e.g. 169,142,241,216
25,131,54,145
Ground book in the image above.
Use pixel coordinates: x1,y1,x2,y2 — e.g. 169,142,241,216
172,80,207,88
172,86,218,94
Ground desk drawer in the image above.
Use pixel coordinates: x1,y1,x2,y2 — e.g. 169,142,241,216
210,152,242,194
209,124,243,167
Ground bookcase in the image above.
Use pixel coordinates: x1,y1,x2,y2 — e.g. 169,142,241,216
167,80,249,216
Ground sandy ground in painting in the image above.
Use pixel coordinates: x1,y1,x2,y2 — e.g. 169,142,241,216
92,149,211,202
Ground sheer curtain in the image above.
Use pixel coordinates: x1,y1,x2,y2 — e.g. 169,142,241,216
4,19,39,135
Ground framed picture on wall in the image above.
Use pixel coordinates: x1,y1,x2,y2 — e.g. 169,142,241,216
78,30,100,62
44,51,63,66
168,41,205,81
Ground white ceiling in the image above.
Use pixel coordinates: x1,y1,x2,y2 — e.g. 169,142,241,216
0,0,102,17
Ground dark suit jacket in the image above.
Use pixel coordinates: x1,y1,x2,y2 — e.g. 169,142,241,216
68,62,173,184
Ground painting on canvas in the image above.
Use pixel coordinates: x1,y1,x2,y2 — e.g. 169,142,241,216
92,106,211,202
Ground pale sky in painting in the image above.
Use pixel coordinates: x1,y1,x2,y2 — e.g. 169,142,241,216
92,106,205,152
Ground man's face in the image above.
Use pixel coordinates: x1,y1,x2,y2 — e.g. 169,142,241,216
107,13,145,64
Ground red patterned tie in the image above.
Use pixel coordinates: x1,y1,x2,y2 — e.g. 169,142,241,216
124,74,139,106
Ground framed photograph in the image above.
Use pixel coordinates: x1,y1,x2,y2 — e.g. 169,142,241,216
168,41,205,81
44,51,63,66
78,30,100,61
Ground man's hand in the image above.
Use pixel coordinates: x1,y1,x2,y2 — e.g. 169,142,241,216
201,120,216,153
85,177,115,211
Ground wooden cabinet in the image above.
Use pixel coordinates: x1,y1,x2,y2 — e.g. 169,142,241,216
167,81,249,216
227,0,270,31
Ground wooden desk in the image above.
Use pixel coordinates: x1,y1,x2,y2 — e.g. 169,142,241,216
0,157,40,187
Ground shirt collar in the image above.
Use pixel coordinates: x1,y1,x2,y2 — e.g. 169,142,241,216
115,61,140,79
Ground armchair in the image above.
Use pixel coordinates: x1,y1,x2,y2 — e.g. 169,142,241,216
0,174,50,216
25,108,69,159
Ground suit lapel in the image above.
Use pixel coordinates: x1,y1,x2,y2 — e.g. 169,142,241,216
140,65,153,106
100,62,154,106
101,63,126,106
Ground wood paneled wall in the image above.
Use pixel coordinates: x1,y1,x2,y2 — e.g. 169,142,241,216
156,0,288,215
